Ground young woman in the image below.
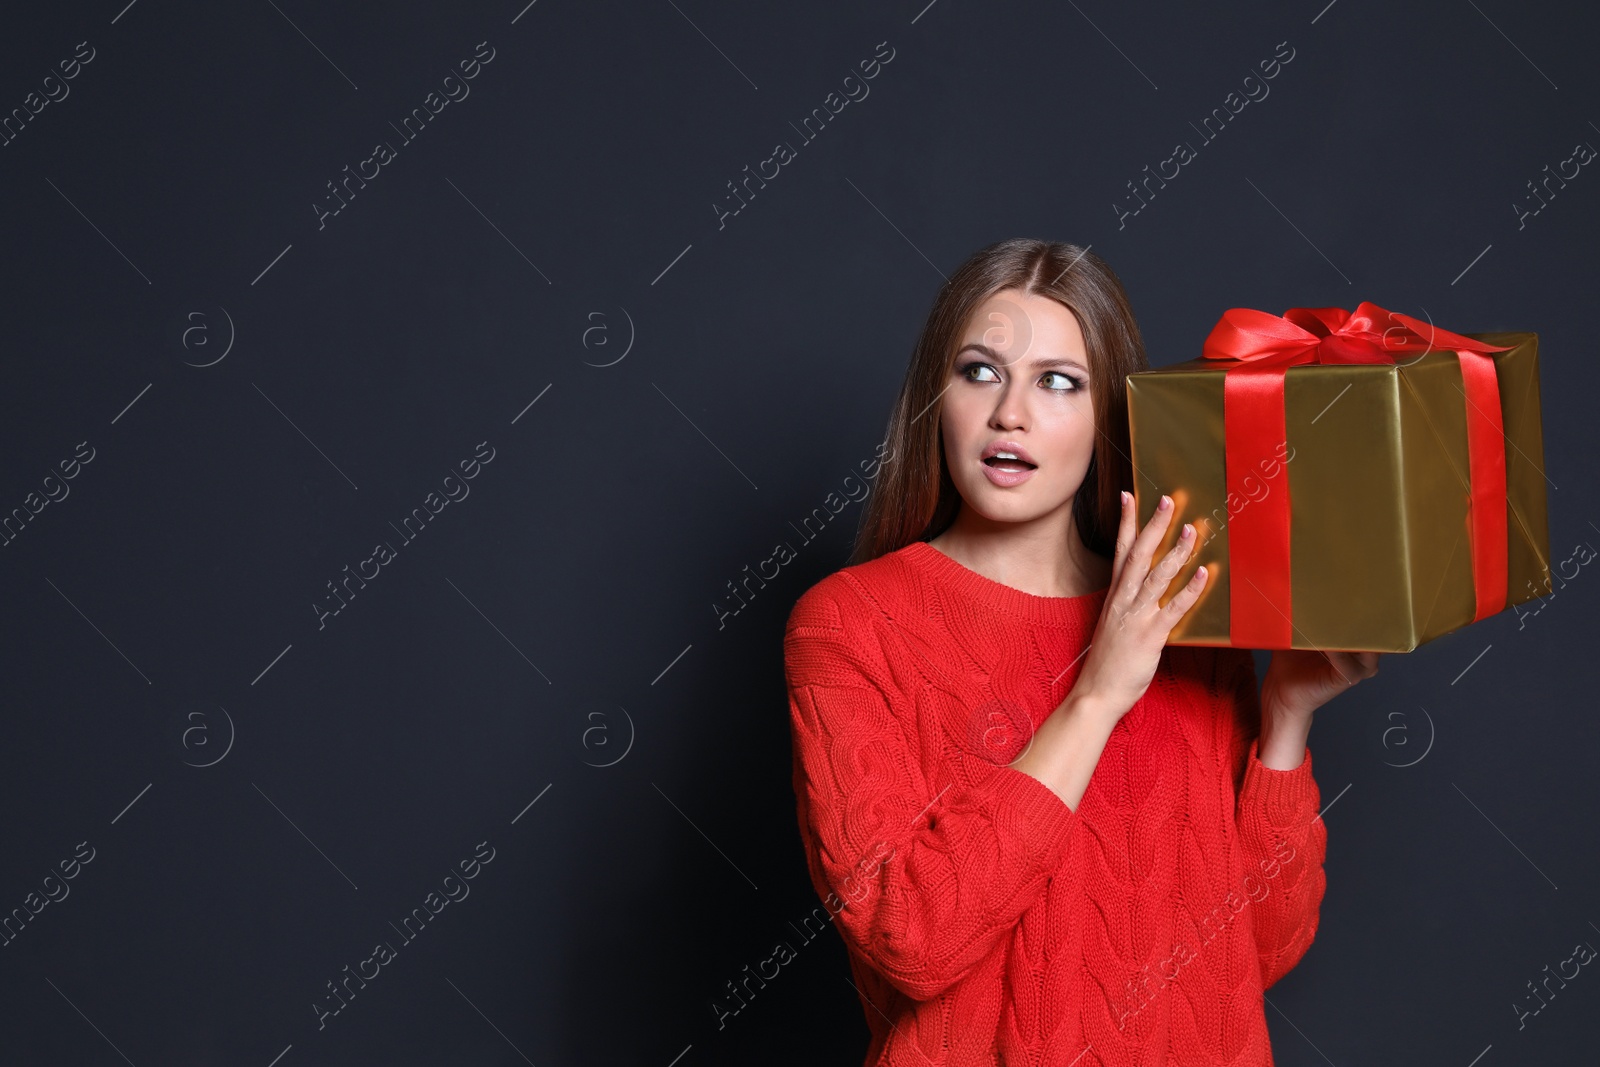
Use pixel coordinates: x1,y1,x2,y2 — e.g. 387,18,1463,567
783,239,1380,1066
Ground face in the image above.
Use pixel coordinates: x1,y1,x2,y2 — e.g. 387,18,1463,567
939,287,1097,524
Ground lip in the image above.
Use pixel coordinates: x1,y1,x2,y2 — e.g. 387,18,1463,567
981,440,1037,465
978,440,1038,488
981,461,1036,488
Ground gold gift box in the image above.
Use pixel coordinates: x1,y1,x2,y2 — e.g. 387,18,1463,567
1125,332,1551,651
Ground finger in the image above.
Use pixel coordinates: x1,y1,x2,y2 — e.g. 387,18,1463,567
1110,490,1137,589
1153,521,1197,584
1325,650,1361,686
1123,493,1178,596
1335,650,1380,680
1136,520,1197,612
1159,561,1210,623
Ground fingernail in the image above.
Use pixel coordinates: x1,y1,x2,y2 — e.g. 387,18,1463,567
1120,491,1129,507
1196,565,1207,578
1181,523,1193,538
1159,495,1171,511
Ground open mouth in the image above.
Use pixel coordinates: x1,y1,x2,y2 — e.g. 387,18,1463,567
983,456,1037,472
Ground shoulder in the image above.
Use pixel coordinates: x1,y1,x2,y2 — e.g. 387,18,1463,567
785,545,920,637
784,546,926,691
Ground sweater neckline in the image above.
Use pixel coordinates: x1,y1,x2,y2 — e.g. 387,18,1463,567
902,540,1110,625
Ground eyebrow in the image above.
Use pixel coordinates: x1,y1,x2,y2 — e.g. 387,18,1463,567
956,342,1088,373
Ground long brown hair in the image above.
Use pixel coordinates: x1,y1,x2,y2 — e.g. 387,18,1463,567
849,238,1150,566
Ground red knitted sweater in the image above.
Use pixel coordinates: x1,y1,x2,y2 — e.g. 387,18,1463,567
784,540,1326,1066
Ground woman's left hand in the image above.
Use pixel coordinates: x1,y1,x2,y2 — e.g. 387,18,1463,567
1262,648,1382,721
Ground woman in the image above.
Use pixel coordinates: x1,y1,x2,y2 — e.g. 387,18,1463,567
783,238,1380,1066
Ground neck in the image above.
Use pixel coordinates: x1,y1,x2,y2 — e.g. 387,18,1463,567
928,502,1111,598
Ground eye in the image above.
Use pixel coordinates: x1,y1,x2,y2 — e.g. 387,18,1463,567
1041,370,1085,393
957,360,1000,383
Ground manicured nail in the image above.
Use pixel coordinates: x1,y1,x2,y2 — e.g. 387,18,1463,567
1196,566,1207,579
1120,491,1129,507
1159,495,1171,511
1181,523,1193,539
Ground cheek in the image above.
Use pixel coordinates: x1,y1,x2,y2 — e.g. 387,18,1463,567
1039,402,1097,462
940,394,985,451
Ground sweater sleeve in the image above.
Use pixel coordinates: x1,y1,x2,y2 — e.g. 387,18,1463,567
784,580,1078,1002
1220,648,1328,990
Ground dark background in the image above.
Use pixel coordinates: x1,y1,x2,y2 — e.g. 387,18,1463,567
1,0,1595,1063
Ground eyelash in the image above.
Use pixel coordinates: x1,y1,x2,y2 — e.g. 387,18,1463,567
956,360,1086,393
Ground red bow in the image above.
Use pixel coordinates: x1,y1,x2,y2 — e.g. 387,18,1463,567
1200,301,1513,648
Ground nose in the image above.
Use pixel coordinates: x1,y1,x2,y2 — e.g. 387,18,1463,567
990,368,1029,430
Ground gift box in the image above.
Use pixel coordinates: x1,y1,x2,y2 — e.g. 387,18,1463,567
1125,302,1550,652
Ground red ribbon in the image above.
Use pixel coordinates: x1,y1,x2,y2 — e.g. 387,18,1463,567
1199,301,1513,647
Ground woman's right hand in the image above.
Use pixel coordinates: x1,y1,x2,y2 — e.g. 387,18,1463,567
1074,490,1210,723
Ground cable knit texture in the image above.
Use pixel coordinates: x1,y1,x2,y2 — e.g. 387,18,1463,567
784,541,1326,1067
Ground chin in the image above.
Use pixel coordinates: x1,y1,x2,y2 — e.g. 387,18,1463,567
961,485,1067,524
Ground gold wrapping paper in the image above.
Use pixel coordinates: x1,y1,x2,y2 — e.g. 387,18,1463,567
1124,332,1550,651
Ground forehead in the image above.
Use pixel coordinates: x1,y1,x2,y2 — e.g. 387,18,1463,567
959,291,1087,359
